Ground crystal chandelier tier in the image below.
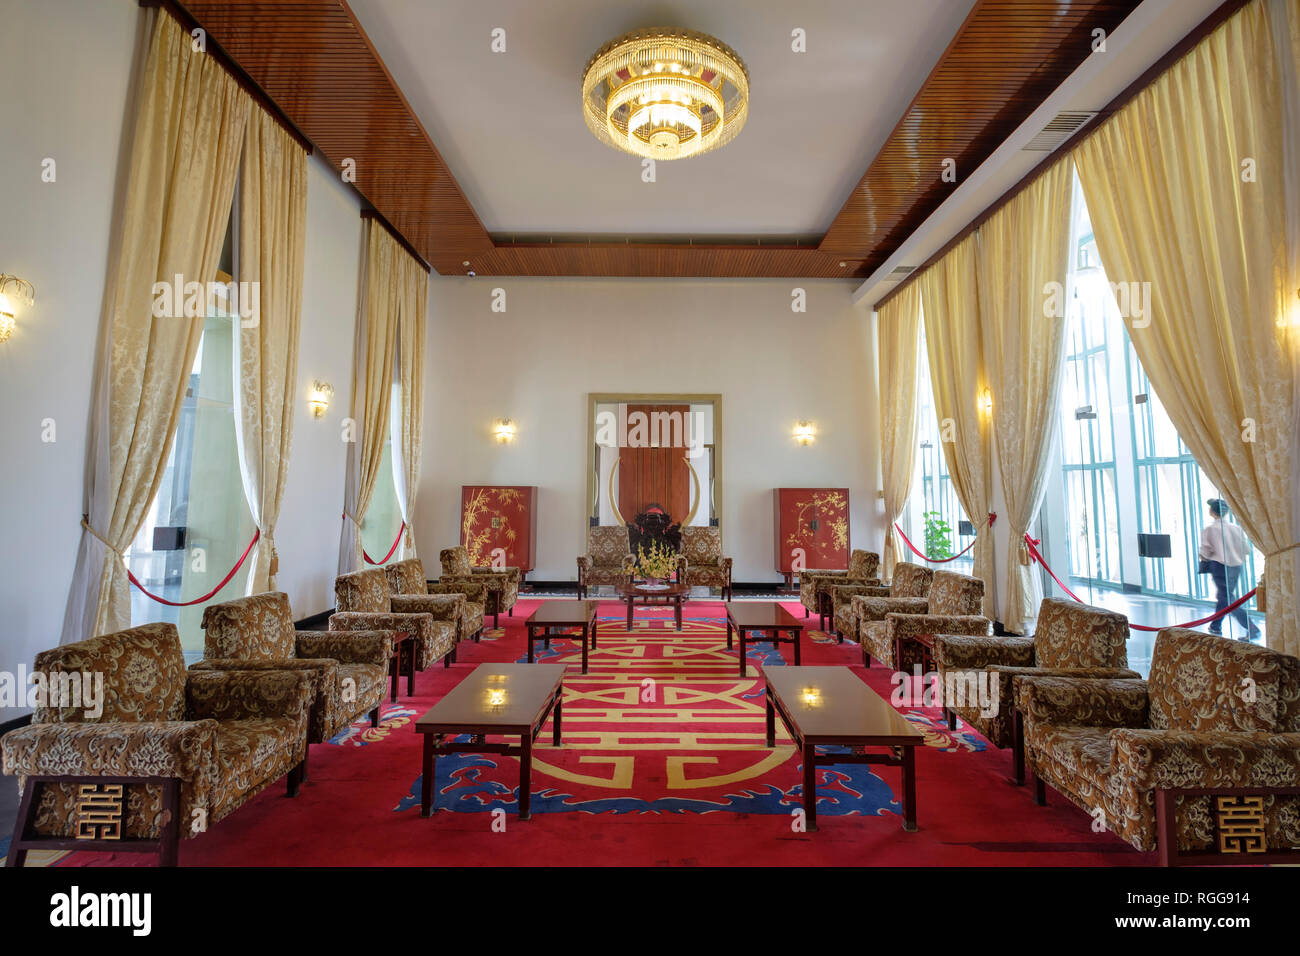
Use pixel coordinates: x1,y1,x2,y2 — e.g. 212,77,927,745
581,27,749,161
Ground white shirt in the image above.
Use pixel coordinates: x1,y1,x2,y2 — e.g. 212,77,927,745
1199,518,1249,567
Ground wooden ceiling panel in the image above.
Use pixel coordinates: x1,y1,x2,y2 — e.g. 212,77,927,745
175,0,1145,277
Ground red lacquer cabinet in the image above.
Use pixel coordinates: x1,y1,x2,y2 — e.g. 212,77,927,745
460,486,538,573
773,488,850,585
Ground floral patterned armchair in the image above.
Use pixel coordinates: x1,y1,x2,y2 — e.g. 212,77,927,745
1,622,311,867
679,526,732,599
835,561,933,642
577,526,635,598
384,558,483,645
439,545,520,628
858,568,988,670
799,550,881,631
333,568,459,669
934,597,1139,781
191,592,392,742
1017,628,1300,865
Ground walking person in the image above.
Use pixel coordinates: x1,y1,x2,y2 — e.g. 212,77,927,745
1198,498,1261,641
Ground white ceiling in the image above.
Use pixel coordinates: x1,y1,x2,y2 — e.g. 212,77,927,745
346,0,977,238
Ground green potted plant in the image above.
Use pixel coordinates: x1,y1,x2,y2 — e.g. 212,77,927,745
923,510,953,560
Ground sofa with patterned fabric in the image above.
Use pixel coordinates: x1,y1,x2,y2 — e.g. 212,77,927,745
1017,628,1300,864
577,526,635,598
385,558,483,644
858,568,989,670
191,591,392,741
679,526,732,599
439,545,520,627
1,622,311,867
934,597,1139,779
799,550,881,631
333,568,459,668
835,561,933,642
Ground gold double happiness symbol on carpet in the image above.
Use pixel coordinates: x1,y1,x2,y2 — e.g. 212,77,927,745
529,622,794,789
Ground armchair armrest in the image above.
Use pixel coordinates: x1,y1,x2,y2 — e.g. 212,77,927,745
2,720,218,781
886,613,990,641
675,555,688,576
577,555,591,572
473,566,521,583
391,593,463,623
855,596,928,622
934,635,1035,670
1112,729,1300,790
1015,676,1150,729
832,583,891,609
295,631,392,668
185,670,313,723
331,612,434,646
427,580,489,604
622,554,636,573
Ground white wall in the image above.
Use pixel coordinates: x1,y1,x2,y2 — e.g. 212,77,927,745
0,0,140,696
417,278,882,582
0,1,363,716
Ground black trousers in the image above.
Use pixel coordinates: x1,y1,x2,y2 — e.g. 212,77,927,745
1206,560,1254,634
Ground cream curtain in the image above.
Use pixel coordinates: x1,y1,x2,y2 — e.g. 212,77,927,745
391,253,428,559
919,234,996,616
876,283,923,582
977,159,1074,633
1073,0,1300,656
339,220,401,572
62,11,250,641
234,109,308,594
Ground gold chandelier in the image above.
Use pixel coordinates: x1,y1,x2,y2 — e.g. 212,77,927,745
581,27,749,161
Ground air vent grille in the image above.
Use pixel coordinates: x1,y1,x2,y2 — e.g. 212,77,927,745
1022,111,1098,152
886,265,916,279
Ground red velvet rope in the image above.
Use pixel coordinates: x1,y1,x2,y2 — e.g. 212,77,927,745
125,529,260,607
363,521,406,566
1022,534,1257,633
893,513,995,564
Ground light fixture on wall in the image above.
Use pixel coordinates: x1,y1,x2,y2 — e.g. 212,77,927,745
793,420,817,446
307,380,334,418
493,418,517,444
980,388,993,413
581,27,749,161
0,275,36,343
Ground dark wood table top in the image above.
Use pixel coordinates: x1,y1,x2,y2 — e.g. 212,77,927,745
616,582,689,598
764,666,924,746
415,664,567,735
525,600,596,625
727,601,804,629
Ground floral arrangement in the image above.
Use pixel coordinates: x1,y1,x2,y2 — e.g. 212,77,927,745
635,540,678,582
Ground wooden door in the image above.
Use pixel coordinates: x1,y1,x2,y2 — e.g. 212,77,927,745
617,404,691,524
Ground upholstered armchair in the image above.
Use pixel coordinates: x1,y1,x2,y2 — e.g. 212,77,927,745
835,561,934,642
933,597,1139,782
577,526,635,598
191,592,392,741
858,569,988,670
1,622,311,867
679,526,733,599
384,558,483,644
332,568,458,669
439,545,520,628
799,550,881,631
1017,628,1300,866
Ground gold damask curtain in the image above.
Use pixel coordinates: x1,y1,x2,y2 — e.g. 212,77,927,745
876,283,922,581
235,109,307,593
1073,0,1300,655
63,11,250,642
920,235,995,616
977,159,1074,634
393,253,428,559
340,220,402,572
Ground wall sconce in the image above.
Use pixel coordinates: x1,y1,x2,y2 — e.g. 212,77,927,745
793,420,817,446
493,418,517,444
979,389,993,413
0,275,36,343
307,380,333,418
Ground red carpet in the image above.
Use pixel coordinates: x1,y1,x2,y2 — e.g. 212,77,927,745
56,599,1156,866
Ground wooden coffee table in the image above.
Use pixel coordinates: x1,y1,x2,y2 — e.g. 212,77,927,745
525,600,597,674
615,581,688,631
416,664,566,820
726,602,804,677
764,665,924,832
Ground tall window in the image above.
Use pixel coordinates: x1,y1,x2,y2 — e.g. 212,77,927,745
359,381,403,564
